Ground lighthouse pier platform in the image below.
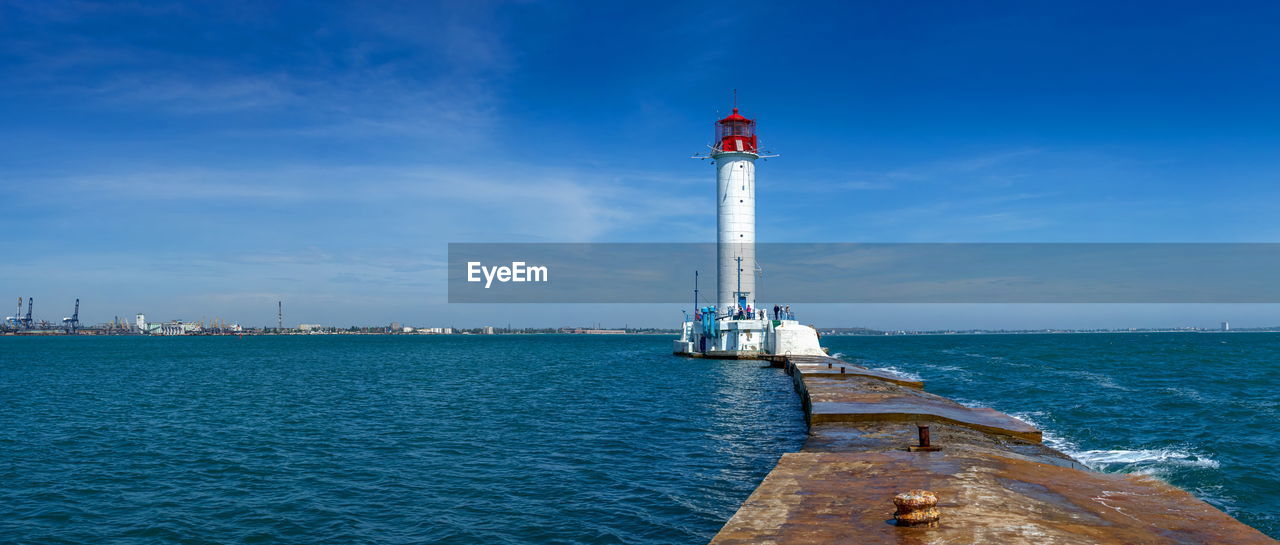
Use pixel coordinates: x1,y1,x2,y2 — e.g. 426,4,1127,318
708,355,1277,545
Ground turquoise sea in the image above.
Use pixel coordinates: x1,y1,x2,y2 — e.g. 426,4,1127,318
822,332,1280,538
2,333,1277,543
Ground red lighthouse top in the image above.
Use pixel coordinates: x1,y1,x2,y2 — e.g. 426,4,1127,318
715,107,758,154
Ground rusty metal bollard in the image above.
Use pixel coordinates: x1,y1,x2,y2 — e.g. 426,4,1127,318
893,489,940,526
908,424,941,452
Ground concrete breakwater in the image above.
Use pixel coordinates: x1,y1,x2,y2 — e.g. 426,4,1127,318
709,355,1277,544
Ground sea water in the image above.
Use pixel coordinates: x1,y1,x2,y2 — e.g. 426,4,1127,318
824,332,1280,537
2,332,1277,542
0,335,803,544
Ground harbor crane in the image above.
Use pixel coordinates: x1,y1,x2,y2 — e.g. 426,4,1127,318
63,298,80,334
23,297,33,329
8,297,22,329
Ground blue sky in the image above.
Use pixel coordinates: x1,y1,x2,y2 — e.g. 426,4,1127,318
4,1,1280,329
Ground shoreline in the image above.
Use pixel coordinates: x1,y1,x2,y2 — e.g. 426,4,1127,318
7,329,1280,337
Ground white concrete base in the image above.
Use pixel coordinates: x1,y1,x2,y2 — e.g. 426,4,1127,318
674,318,825,358
673,339,695,355
770,320,826,356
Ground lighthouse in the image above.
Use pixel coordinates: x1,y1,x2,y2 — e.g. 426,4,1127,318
713,108,758,315
673,102,826,359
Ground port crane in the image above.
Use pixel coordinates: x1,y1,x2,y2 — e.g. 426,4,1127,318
63,299,80,334
7,297,21,329
22,297,33,329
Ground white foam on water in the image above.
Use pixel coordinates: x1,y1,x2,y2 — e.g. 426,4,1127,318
1008,411,1079,454
1164,386,1211,404
829,352,845,359
1006,412,1220,477
1076,449,1220,471
870,366,923,382
963,352,1005,361
921,364,965,373
1188,483,1240,515
916,362,972,383
1059,369,1131,391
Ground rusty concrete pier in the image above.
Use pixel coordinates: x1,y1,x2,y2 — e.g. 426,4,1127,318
710,354,1277,545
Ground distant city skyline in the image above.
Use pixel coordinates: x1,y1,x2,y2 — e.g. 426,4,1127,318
4,2,1280,328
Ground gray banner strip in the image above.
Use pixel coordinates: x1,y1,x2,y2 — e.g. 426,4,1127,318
448,243,1280,303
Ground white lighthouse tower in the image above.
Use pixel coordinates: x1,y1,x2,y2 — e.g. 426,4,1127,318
674,103,826,358
713,108,758,314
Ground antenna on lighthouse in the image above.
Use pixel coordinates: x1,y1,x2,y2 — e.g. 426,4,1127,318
734,255,748,315
694,270,699,313
736,256,743,294
752,260,762,304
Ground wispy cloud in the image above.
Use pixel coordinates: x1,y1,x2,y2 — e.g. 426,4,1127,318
81,74,298,113
3,2,510,144
10,161,709,243
864,192,1057,239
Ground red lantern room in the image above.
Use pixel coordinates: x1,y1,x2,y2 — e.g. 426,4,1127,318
715,108,758,154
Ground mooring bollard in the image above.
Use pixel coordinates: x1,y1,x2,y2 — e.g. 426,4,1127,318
839,366,845,374
908,424,941,452
893,489,940,526
827,361,832,368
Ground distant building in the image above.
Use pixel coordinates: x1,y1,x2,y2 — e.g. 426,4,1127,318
483,326,494,335
390,322,400,333
136,319,202,336
1222,321,1230,332
298,324,322,331
149,321,187,335
135,313,146,331
571,329,626,334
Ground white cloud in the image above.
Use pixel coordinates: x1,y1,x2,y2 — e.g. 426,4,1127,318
12,161,709,243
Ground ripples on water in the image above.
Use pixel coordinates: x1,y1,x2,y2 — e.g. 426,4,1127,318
0,335,805,544
827,332,1280,538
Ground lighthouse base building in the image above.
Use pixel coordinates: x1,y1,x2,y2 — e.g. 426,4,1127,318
674,105,826,359
674,317,825,359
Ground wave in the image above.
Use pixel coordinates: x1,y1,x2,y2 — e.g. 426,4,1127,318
1006,412,1219,476
1083,374,1129,391
950,398,987,410
963,352,1005,361
1162,387,1277,417
1074,449,1220,471
1008,411,1078,454
919,363,965,372
1163,386,1210,404
870,366,923,382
